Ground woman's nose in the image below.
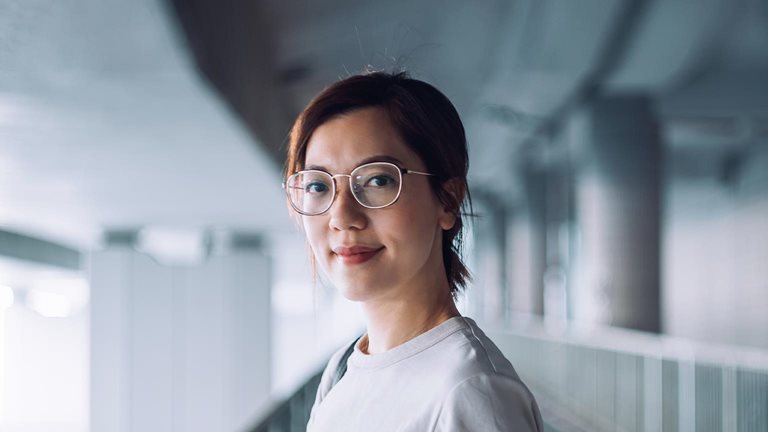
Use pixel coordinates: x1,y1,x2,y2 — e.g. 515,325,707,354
328,180,367,231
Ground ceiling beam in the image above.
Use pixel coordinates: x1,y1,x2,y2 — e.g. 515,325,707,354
165,0,293,168
0,229,81,270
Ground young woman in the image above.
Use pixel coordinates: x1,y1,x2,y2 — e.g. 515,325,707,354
284,71,543,431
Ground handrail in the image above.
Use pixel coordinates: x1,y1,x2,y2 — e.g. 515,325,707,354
487,314,768,370
484,315,768,432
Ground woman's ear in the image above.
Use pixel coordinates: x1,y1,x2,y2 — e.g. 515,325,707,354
437,178,465,231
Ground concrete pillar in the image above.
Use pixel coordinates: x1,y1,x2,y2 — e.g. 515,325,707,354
472,194,509,323
523,166,547,316
512,164,572,322
542,167,572,325
90,229,271,432
571,95,662,332
507,209,535,318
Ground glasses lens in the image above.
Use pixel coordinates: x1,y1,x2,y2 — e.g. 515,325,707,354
351,163,401,207
286,171,333,215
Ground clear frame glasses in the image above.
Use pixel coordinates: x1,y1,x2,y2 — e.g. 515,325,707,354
283,161,434,216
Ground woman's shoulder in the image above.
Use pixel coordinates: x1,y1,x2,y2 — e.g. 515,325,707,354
430,317,543,431
433,372,543,431
436,317,522,381
399,316,536,399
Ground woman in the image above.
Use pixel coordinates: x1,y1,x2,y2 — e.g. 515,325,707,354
284,71,543,431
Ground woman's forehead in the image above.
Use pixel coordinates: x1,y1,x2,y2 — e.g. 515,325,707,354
304,154,406,172
303,107,424,172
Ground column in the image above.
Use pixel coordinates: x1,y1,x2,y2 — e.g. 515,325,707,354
471,193,509,323
523,165,547,317
90,229,271,432
571,95,662,332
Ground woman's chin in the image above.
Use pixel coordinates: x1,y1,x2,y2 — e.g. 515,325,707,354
335,279,388,303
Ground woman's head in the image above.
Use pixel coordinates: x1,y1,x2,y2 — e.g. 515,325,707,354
285,71,471,299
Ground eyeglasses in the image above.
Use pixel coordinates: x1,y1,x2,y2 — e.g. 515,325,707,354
283,161,434,216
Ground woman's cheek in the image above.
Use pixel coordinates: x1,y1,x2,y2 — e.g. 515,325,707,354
303,220,327,260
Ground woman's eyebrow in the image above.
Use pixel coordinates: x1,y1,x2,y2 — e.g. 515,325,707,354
357,155,405,166
304,163,329,171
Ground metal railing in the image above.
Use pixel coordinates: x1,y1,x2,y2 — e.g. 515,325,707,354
487,319,768,432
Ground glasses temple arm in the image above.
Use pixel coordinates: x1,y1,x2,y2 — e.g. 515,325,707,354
402,169,434,177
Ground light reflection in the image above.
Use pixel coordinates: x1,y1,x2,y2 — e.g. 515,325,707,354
26,290,71,318
0,286,13,310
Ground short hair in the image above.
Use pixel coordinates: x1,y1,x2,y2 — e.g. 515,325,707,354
285,71,472,297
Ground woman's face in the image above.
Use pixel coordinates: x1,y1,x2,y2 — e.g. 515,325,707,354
302,107,455,302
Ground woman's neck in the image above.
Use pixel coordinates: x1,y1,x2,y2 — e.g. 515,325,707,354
360,280,460,354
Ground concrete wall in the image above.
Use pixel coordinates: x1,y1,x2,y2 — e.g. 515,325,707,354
90,247,271,432
663,146,768,348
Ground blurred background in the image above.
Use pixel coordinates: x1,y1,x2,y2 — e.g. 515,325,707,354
1,0,767,431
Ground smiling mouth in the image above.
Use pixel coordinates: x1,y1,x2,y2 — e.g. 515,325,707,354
333,246,384,265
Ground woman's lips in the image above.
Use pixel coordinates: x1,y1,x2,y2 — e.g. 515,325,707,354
332,245,384,265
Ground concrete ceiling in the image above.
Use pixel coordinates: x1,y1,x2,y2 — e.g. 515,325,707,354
173,0,768,206
1,0,766,253
0,0,289,251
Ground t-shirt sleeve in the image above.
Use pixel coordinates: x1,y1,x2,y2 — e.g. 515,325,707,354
307,341,357,427
309,354,340,413
433,374,543,432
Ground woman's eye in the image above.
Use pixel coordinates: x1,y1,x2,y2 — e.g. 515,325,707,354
305,182,329,194
365,175,395,187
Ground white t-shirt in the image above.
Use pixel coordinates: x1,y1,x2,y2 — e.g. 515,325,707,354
307,316,543,431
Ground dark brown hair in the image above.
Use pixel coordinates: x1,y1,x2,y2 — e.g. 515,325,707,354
285,71,472,298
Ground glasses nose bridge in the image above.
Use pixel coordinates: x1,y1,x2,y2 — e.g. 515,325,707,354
330,173,353,181
328,173,360,206
329,173,355,192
